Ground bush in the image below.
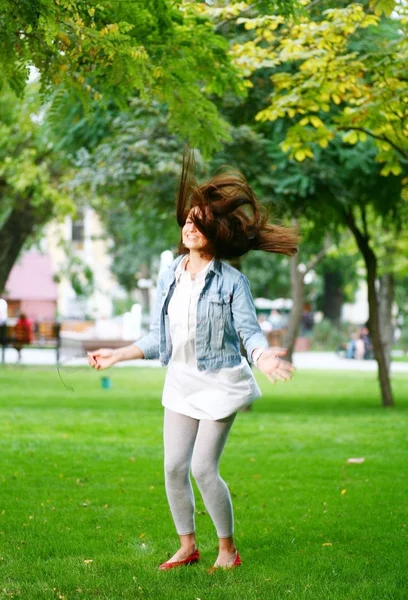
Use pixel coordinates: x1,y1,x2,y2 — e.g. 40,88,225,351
312,319,353,351
398,326,408,354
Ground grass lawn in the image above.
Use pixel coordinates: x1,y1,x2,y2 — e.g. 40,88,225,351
392,355,408,363
0,366,407,600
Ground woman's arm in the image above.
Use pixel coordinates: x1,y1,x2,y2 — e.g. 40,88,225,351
88,344,145,370
133,268,168,360
88,267,171,370
231,275,268,362
231,274,295,383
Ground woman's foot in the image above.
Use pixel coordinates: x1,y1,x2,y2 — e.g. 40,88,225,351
158,545,199,570
209,548,241,572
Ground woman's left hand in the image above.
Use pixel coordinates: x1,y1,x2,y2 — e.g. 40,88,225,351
257,347,295,384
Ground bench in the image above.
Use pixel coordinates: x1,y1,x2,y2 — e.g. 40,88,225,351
0,322,61,364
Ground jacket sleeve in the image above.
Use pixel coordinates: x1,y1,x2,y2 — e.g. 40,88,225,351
231,274,268,362
134,271,166,360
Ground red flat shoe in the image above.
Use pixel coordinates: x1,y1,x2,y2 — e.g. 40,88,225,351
233,552,242,567
208,551,242,573
158,548,200,571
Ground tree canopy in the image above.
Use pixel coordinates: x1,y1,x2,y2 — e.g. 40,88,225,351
223,2,408,175
1,0,245,155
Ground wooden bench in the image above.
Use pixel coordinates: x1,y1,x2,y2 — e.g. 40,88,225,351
0,322,61,364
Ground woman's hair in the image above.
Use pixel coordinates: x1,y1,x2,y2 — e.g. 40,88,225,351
176,148,299,259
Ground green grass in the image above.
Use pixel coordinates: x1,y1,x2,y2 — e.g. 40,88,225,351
0,366,407,600
392,355,408,363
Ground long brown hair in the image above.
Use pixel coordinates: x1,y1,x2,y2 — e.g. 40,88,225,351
176,148,299,259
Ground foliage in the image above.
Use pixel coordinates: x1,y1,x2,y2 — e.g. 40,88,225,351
398,326,408,354
314,236,362,309
67,97,184,292
0,85,73,224
69,98,183,198
311,318,353,350
216,2,408,175
53,240,95,297
395,274,408,321
241,251,291,298
103,203,179,294
0,0,249,156
111,296,136,318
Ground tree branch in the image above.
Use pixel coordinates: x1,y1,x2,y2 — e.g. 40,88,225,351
338,126,408,160
306,0,326,11
214,5,255,32
305,233,332,273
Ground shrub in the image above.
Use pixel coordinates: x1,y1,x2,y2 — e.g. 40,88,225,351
398,326,408,354
312,319,353,351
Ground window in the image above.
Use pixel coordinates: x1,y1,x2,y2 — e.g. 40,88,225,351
71,211,85,243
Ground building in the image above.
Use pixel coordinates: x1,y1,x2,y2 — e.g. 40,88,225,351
3,208,123,323
3,252,58,320
45,208,122,319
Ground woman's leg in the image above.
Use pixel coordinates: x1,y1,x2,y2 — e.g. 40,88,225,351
163,408,199,561
191,413,238,567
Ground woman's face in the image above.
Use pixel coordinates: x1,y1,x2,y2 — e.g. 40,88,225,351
182,211,206,251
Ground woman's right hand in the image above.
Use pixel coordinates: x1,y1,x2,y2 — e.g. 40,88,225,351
87,348,117,370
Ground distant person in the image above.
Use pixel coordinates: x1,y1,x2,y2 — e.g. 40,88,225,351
14,313,33,362
268,309,284,330
360,326,372,359
346,330,359,359
354,335,365,360
88,148,299,572
346,327,371,360
301,309,314,335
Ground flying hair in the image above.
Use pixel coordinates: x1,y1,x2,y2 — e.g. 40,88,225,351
176,147,300,259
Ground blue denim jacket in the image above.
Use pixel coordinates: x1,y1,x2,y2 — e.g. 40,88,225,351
136,255,268,371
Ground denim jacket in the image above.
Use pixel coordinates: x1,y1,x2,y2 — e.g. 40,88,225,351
136,255,268,371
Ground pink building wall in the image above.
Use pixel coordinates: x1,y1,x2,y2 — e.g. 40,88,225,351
20,300,56,321
4,253,58,321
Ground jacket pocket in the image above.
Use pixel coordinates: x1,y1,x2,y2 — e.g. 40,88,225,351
208,293,230,350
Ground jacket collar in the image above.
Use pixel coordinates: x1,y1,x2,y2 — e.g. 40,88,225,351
210,259,222,276
173,254,222,277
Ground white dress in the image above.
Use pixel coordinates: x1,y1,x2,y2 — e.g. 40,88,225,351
161,256,262,420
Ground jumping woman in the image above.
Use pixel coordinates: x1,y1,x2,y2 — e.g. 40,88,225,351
88,149,299,571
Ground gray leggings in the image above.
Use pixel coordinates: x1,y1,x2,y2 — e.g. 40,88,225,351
163,408,236,538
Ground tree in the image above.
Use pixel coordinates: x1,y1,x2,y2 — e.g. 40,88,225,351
315,246,361,325
233,3,408,174
0,0,248,293
205,1,407,406
0,0,245,154
0,86,74,293
67,97,185,298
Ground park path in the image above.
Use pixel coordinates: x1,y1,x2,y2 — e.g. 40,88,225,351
2,348,408,373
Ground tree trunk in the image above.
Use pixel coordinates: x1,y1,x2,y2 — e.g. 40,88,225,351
283,232,332,363
344,210,394,407
322,270,343,325
283,253,305,363
378,273,394,374
0,196,45,293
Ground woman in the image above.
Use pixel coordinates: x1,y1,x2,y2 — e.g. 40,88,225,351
88,150,299,571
